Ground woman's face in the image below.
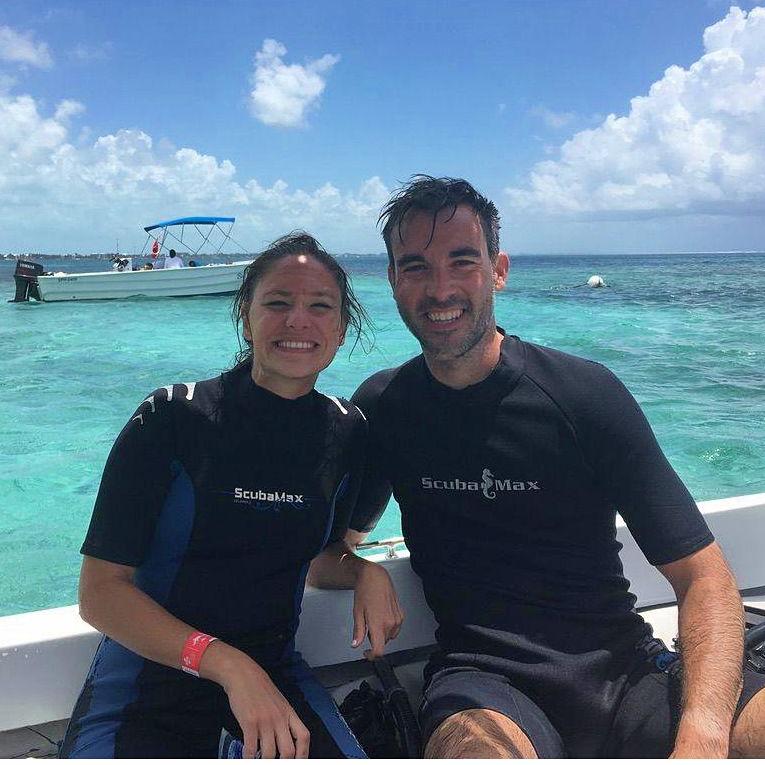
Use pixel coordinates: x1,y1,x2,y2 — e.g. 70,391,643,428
243,254,346,397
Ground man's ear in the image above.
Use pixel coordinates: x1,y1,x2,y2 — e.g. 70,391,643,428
493,251,510,291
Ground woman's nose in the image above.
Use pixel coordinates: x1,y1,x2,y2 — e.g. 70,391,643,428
285,304,311,328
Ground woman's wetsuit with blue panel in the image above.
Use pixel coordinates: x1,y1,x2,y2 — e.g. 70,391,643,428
60,363,366,758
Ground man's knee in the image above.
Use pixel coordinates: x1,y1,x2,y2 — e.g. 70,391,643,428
424,708,537,759
731,687,765,757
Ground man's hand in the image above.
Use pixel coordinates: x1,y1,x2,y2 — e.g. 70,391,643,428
671,708,730,758
203,644,310,759
351,561,404,658
658,544,742,759
670,731,729,758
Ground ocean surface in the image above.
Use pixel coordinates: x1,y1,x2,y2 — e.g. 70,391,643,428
1,252,764,617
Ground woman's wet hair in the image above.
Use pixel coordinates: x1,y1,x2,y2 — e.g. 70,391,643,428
232,231,371,366
379,175,501,268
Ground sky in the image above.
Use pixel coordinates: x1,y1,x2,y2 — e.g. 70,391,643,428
1,0,764,255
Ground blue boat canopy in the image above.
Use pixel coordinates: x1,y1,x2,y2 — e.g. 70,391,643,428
144,216,235,233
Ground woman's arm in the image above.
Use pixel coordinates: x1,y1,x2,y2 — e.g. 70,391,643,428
309,532,404,657
79,556,310,758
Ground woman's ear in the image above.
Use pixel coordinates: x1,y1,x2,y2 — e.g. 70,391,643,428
241,306,252,343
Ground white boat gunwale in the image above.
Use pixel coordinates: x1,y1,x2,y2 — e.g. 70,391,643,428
1,492,764,746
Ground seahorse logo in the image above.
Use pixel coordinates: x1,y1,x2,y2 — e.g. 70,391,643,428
481,468,496,500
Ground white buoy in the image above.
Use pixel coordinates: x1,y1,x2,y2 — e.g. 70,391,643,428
587,274,605,288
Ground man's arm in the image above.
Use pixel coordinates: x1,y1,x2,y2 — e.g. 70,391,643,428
309,530,404,657
657,542,744,758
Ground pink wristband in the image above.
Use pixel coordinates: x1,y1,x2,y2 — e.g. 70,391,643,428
180,631,217,677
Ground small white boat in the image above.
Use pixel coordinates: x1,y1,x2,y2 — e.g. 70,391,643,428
1,493,764,757
10,216,252,302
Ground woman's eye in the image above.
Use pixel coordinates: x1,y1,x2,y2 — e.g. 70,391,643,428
263,300,289,308
312,302,334,310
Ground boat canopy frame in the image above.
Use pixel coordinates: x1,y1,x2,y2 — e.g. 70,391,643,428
140,216,247,259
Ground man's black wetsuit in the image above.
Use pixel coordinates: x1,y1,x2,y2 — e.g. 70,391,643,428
61,363,366,759
350,333,765,757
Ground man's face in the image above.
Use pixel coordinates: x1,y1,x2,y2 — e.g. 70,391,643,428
388,205,508,361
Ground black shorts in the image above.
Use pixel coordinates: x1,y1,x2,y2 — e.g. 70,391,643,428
419,638,765,758
60,642,365,759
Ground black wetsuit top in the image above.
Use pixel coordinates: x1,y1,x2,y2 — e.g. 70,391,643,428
350,333,713,660
82,362,365,649
62,363,367,758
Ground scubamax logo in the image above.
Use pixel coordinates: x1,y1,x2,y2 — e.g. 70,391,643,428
421,468,540,499
234,487,303,504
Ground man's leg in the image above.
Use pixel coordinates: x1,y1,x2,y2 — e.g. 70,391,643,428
605,645,765,758
424,708,537,758
419,665,565,759
730,683,765,757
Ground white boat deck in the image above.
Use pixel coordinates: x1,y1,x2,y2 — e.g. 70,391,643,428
2,493,764,757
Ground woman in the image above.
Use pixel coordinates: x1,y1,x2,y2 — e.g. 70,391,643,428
60,233,400,759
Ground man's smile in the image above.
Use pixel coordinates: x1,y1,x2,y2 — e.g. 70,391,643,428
426,308,465,323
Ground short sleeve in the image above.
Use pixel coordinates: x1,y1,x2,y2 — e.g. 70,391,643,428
348,376,393,534
81,388,176,566
576,365,714,565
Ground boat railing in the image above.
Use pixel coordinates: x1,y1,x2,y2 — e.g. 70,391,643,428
356,536,406,559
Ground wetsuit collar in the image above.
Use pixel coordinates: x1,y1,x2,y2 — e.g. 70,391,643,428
227,363,318,418
422,328,526,403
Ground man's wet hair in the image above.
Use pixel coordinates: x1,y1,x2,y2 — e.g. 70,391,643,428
379,175,501,268
231,231,371,366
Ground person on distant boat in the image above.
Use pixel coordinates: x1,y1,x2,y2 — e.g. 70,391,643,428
164,248,184,269
311,176,765,758
60,232,397,759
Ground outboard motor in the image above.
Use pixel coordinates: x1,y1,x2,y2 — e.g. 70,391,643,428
10,259,44,302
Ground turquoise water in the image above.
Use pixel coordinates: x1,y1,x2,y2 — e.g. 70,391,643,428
1,252,764,617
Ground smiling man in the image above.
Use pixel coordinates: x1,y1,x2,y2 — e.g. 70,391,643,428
312,176,765,758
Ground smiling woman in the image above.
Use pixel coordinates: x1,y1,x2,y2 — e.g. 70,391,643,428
57,232,396,759
232,232,370,399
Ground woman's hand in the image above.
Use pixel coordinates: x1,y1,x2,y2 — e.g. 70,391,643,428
202,643,310,759
352,560,404,657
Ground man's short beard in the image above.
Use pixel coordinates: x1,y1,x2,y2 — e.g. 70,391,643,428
397,293,496,361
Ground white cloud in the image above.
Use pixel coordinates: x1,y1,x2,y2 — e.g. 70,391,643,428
506,6,765,220
54,99,85,122
249,39,339,128
530,105,575,129
69,42,113,63
0,90,388,252
0,72,17,93
0,25,53,69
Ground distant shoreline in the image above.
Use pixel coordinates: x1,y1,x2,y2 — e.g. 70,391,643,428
2,251,764,261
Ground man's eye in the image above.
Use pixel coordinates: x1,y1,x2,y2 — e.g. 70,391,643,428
312,302,334,310
454,259,477,267
402,264,426,273
263,300,289,307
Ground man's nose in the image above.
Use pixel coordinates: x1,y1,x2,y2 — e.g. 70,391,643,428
425,266,456,303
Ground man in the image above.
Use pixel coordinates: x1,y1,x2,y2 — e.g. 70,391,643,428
310,176,765,758
164,248,184,269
